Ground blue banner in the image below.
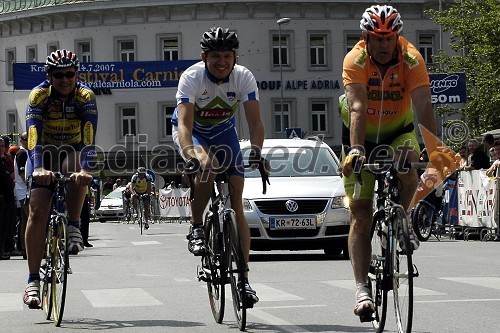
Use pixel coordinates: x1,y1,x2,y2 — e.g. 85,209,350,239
429,72,467,104
13,60,198,90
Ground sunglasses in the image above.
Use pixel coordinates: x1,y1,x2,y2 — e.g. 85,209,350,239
51,71,77,79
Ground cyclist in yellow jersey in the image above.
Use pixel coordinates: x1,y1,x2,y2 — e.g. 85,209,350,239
340,5,437,320
131,167,152,229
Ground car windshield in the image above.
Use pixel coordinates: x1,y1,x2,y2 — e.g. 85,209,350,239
106,187,125,199
243,146,340,178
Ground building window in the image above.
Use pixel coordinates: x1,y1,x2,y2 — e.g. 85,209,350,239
309,35,326,67
346,34,361,54
6,111,17,137
5,48,15,84
160,36,179,61
47,43,58,55
26,45,37,62
76,40,92,62
160,104,175,139
119,106,137,137
274,101,290,133
116,38,136,62
418,34,436,64
311,102,328,133
273,34,289,67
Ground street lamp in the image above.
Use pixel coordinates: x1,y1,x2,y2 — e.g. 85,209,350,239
277,17,290,137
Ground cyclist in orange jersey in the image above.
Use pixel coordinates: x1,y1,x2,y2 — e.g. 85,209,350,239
340,4,437,320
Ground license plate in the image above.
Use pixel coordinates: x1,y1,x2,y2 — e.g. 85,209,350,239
269,217,316,230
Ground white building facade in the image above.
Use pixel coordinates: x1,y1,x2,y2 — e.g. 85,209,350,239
0,0,450,176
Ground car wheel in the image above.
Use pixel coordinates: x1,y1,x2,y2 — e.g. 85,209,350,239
341,244,349,260
99,218,107,223
324,245,342,256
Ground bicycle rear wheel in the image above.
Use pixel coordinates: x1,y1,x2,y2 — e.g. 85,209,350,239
225,211,247,331
369,213,388,333
204,211,225,323
51,217,69,327
42,222,53,320
139,199,144,235
412,201,432,241
392,207,413,333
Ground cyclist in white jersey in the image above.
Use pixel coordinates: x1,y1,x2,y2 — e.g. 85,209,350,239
172,27,265,303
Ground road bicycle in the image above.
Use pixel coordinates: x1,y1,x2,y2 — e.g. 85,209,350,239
411,185,445,241
354,159,424,333
186,160,269,331
37,172,73,327
135,194,149,234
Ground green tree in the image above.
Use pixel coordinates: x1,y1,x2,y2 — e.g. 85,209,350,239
427,0,500,137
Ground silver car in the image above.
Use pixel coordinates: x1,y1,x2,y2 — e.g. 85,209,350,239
96,186,126,222
240,138,350,257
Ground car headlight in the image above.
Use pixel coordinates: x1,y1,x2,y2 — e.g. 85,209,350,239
243,199,253,211
331,196,349,209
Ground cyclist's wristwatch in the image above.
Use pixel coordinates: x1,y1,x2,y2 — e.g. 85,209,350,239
348,149,364,156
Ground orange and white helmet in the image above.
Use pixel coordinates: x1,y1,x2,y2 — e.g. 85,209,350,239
360,5,403,38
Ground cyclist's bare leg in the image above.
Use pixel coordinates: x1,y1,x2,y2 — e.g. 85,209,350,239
25,188,52,275
144,198,150,222
62,152,86,221
191,146,217,226
132,195,138,212
348,199,373,285
228,175,250,266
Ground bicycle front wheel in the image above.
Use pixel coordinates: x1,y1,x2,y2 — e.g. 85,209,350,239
392,207,413,333
204,211,225,323
412,201,432,241
42,222,53,320
369,212,388,333
225,211,247,331
139,200,144,235
51,217,69,327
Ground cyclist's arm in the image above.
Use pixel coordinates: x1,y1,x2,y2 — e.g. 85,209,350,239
411,85,436,144
176,102,197,160
243,100,265,153
345,83,368,151
79,90,98,172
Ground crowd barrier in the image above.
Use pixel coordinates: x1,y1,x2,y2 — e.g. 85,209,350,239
158,188,192,222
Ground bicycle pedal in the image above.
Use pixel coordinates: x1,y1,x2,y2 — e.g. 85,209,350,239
358,311,374,323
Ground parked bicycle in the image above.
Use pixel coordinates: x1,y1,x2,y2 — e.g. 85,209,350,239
186,160,269,331
354,159,424,333
38,172,73,327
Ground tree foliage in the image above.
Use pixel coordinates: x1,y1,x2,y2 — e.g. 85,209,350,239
427,0,500,136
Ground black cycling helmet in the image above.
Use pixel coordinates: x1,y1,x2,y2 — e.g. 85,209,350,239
200,27,239,52
45,49,79,73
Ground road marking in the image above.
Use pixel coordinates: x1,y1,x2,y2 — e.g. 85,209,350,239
89,242,108,247
440,277,500,290
131,241,162,245
0,293,23,312
321,280,445,296
250,309,308,332
249,284,304,302
416,298,500,303
256,304,327,309
82,288,162,308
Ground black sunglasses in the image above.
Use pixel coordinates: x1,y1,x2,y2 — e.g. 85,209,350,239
51,71,77,79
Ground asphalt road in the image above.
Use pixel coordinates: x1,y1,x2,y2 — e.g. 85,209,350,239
1,220,499,333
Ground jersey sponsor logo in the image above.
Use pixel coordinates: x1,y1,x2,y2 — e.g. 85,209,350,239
43,120,80,134
403,51,419,69
227,91,236,101
368,78,380,86
354,50,368,68
198,108,232,118
368,89,403,102
29,88,50,106
28,125,37,150
83,121,94,146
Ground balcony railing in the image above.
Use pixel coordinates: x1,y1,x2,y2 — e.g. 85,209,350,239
0,0,96,14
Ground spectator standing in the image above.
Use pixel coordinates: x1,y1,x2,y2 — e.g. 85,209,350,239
113,178,121,190
482,134,495,163
0,137,14,260
102,177,114,197
0,136,16,260
463,139,490,171
456,145,468,169
14,132,30,259
486,139,500,177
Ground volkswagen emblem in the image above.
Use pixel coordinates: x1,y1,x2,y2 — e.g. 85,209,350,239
285,200,299,213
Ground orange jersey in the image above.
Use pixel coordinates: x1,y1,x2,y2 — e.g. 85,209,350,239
342,37,430,143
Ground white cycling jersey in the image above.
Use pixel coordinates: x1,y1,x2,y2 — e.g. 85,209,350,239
172,61,259,140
